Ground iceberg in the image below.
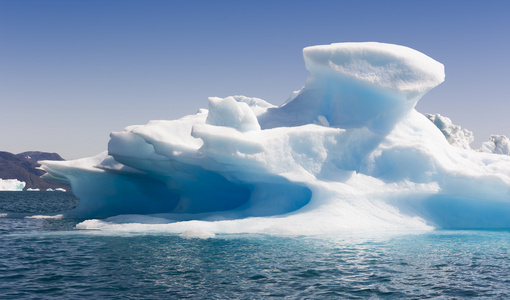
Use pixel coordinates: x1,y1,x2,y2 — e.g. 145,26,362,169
0,178,26,191
424,113,474,149
40,42,510,234
426,113,510,156
480,135,510,156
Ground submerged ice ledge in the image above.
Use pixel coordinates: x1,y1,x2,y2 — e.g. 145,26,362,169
40,42,510,234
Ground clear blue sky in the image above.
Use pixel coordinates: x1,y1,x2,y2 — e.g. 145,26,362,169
1,0,509,159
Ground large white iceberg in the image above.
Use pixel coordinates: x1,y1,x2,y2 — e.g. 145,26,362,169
40,42,510,234
0,178,26,191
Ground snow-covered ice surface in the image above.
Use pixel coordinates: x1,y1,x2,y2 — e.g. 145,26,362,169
0,179,26,191
40,42,510,234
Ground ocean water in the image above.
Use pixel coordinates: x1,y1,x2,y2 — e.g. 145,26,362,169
0,191,509,299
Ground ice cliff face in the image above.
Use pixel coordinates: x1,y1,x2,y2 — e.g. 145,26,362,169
40,42,510,234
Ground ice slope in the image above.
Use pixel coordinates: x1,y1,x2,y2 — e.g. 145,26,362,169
40,42,510,234
0,178,26,191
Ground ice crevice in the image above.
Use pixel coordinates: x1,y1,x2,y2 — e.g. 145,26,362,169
40,42,510,234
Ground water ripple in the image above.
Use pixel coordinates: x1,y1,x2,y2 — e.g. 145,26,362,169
1,192,510,298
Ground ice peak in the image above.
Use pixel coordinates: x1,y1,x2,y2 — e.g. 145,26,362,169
260,42,445,134
303,42,445,99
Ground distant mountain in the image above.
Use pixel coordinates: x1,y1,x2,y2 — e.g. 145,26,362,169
0,151,71,191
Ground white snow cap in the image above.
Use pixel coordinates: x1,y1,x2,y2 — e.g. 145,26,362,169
260,42,445,133
303,42,445,99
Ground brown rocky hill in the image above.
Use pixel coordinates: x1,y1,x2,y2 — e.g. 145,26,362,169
0,151,71,191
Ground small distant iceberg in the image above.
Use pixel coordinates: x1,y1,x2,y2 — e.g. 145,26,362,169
44,188,66,192
0,178,26,191
26,188,40,191
425,114,474,149
426,113,510,156
480,135,510,156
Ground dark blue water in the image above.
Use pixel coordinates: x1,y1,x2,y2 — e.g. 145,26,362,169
1,192,509,299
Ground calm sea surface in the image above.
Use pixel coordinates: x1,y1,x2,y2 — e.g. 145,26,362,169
1,191,509,299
